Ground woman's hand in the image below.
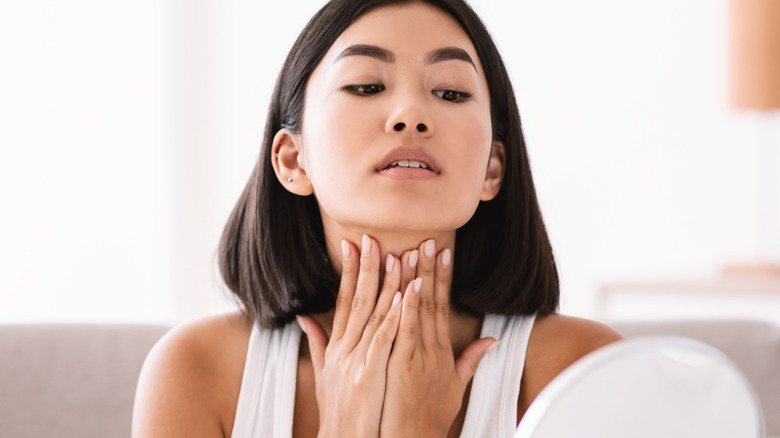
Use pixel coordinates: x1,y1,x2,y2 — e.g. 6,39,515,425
380,240,499,438
297,235,403,438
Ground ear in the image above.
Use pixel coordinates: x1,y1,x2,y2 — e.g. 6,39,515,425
480,140,505,201
271,128,314,196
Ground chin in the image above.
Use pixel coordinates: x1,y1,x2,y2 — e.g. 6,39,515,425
319,194,479,232
351,210,474,233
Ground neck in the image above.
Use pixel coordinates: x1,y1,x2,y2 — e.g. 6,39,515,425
311,219,481,357
321,222,457,275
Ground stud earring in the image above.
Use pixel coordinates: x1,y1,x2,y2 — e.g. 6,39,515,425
287,177,293,182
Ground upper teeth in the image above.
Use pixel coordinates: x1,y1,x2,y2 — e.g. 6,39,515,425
390,160,428,169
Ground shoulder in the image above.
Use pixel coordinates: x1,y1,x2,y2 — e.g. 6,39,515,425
528,313,624,364
517,314,624,421
132,312,253,438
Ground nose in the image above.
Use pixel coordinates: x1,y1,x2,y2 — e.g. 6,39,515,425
385,95,434,137
392,122,428,133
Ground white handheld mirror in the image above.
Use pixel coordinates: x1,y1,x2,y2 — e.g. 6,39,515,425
514,337,765,438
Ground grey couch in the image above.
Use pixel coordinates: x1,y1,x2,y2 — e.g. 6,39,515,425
1,319,778,438
0,324,168,438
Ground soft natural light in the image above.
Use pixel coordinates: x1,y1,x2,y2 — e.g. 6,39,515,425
1,0,777,324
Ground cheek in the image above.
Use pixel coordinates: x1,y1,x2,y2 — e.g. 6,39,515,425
443,107,493,178
303,99,357,160
300,98,380,192
304,98,366,150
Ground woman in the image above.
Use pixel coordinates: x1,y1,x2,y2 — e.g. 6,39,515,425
132,1,623,437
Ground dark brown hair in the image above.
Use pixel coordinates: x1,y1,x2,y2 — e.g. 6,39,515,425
219,0,559,328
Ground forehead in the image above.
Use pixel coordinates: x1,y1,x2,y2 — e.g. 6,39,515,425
322,2,482,71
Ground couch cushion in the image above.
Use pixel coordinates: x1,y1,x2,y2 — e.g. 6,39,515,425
0,324,170,438
611,319,780,437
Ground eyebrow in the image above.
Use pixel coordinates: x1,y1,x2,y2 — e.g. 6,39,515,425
335,44,477,71
336,44,396,63
427,47,477,71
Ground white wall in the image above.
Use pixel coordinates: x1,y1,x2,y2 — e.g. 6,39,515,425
1,0,775,324
482,0,771,314
1,1,176,322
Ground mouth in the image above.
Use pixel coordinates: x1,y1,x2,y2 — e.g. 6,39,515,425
385,160,430,170
376,146,441,175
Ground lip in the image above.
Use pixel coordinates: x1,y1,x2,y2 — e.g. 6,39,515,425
375,146,441,175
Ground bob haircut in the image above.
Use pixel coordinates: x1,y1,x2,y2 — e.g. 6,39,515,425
219,0,559,329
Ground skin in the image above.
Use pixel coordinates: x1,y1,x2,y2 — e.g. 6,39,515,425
276,3,500,262
132,3,624,438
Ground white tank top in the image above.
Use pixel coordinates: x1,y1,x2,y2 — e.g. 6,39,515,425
231,313,536,438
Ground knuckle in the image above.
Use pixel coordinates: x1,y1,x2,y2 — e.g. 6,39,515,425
372,330,388,346
367,309,386,327
435,300,450,316
384,306,400,325
350,294,366,312
341,260,356,276
403,324,417,339
359,259,375,274
418,263,435,277
335,292,350,310
380,277,397,291
420,296,436,313
436,275,450,287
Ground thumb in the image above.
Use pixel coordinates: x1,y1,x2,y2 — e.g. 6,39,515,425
297,315,328,372
455,337,500,384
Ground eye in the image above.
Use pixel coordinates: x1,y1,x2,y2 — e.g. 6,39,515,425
344,84,385,96
433,89,472,103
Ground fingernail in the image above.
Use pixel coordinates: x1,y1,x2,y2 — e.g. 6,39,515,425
424,239,435,259
486,340,501,354
362,234,371,256
409,250,418,268
392,291,401,307
413,277,422,293
386,254,394,273
341,240,349,259
441,248,452,267
296,315,307,334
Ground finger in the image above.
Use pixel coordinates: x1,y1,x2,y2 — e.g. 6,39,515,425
342,234,381,345
377,254,402,313
297,315,329,373
434,248,453,348
331,239,358,341
455,337,500,386
417,239,438,349
359,254,401,348
390,277,421,361
399,249,418,298
365,291,402,370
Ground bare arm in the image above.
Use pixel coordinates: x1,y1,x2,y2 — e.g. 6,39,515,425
132,313,250,438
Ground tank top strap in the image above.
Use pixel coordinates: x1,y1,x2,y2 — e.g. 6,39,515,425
459,313,537,438
231,320,302,438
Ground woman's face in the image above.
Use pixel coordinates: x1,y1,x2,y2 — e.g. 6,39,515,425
294,3,499,234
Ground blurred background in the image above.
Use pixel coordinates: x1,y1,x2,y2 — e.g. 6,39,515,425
2,0,779,324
